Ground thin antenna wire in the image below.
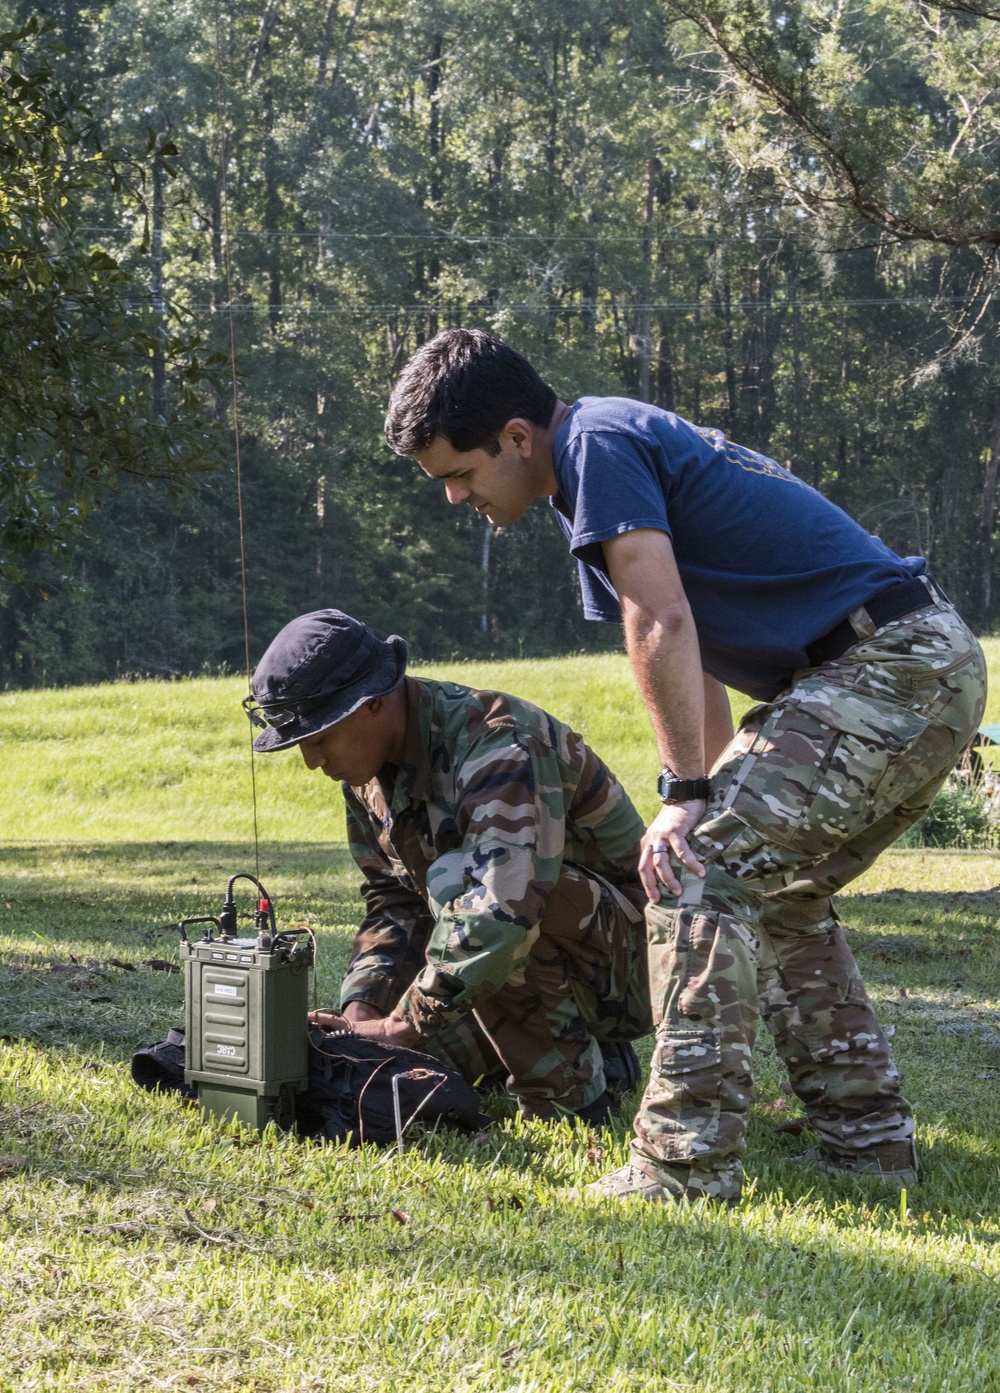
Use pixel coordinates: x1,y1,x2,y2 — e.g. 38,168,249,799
214,2,260,879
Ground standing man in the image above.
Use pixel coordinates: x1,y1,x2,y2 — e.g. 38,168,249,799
384,328,987,1204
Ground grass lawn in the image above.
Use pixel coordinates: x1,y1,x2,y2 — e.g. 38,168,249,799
2,648,1000,1392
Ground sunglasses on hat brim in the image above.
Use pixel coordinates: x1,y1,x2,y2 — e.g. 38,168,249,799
242,691,332,732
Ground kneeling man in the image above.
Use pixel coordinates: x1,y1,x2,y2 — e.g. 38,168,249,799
246,608,652,1123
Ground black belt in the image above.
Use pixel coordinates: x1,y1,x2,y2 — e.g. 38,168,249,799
806,576,943,668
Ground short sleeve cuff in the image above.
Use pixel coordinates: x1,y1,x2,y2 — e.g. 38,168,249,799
339,979,398,1015
569,517,672,557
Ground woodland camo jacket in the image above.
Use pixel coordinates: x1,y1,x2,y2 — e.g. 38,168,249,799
339,676,644,1035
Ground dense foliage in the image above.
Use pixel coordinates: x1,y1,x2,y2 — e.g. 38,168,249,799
0,17,221,596
1,0,999,685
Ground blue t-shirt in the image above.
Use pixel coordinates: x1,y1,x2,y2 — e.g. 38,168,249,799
551,397,924,701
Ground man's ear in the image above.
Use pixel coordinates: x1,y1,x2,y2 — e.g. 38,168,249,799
500,417,535,457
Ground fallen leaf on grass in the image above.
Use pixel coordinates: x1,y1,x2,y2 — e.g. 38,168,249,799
107,959,137,973
201,1198,218,1213
0,1154,28,1177
390,1208,413,1225
761,1098,789,1115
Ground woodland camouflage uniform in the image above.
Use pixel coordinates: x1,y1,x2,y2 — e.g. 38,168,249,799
339,676,652,1116
633,597,987,1201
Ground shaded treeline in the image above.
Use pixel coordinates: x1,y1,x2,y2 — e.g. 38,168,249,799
1,0,998,686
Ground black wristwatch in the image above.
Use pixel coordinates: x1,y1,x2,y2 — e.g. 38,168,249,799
657,769,712,804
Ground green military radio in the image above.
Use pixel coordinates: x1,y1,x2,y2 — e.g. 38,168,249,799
177,872,314,1131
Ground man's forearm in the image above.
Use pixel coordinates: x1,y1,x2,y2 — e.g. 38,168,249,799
603,528,707,779
603,527,712,898
703,672,734,772
343,1000,384,1022
622,600,706,778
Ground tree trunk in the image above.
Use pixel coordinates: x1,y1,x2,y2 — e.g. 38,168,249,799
151,138,167,422
263,73,282,330
421,32,444,339
316,473,326,580
716,274,737,432
790,266,803,474
635,158,656,402
317,0,340,87
978,394,1000,628
481,520,493,634
329,0,365,90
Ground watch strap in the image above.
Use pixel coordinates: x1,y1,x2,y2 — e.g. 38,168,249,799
657,773,711,804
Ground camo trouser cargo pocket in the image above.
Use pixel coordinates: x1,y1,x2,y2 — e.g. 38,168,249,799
721,683,930,864
633,900,758,1167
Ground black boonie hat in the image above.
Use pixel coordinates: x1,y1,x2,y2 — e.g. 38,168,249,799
247,609,407,752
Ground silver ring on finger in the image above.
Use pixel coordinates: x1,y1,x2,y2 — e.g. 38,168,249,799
653,844,670,853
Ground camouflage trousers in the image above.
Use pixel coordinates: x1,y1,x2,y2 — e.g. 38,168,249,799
422,865,652,1118
633,599,987,1200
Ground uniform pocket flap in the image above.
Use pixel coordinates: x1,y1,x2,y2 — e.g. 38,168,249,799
653,1026,721,1075
788,679,929,751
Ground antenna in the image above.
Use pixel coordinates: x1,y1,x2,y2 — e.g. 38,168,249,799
214,1,260,879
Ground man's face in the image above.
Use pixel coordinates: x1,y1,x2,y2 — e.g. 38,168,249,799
296,701,392,788
415,425,538,527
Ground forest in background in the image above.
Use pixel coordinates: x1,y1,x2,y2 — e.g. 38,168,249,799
2,0,999,687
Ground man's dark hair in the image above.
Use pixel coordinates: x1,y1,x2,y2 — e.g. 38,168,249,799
384,328,557,457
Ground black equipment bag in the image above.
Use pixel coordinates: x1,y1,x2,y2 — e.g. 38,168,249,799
130,1026,488,1144
297,1026,488,1146
131,1026,197,1099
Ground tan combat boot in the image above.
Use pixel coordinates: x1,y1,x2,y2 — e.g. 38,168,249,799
793,1139,919,1188
584,1155,743,1205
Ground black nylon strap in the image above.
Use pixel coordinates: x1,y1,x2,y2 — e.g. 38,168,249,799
806,577,940,668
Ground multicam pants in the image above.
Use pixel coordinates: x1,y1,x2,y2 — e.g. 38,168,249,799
411,865,651,1118
634,598,987,1200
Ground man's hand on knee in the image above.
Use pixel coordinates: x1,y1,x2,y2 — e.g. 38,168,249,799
640,799,706,901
